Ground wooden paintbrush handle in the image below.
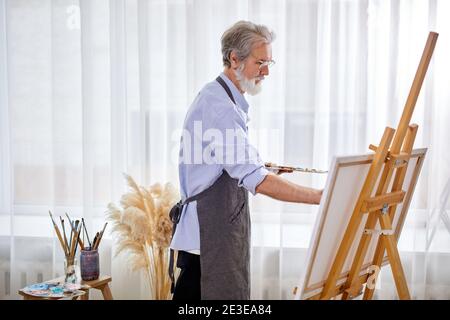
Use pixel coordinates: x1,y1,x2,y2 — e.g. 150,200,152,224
49,211,69,256
92,232,99,250
94,223,108,250
77,236,85,250
69,221,79,259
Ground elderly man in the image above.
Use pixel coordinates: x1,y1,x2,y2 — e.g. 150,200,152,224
170,21,322,300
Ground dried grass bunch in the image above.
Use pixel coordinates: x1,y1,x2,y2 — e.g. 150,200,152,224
106,173,179,299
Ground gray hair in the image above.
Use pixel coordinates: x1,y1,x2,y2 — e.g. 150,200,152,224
221,21,275,68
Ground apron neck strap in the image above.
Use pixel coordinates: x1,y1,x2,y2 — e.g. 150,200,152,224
216,76,236,105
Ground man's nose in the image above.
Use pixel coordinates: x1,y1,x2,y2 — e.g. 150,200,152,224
260,65,269,76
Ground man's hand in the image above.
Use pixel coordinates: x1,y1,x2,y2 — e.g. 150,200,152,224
275,168,294,175
265,162,294,175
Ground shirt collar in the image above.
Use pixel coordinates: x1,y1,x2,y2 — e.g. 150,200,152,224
219,72,250,114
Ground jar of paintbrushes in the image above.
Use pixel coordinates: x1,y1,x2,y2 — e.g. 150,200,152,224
48,211,107,283
79,219,108,281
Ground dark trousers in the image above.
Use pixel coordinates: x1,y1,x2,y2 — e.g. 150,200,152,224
172,251,201,301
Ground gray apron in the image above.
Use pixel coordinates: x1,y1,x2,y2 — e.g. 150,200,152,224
197,170,250,300
170,76,251,299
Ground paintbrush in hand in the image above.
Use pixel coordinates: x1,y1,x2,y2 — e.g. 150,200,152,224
265,162,328,174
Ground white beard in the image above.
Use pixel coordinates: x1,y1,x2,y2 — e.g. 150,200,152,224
234,64,264,96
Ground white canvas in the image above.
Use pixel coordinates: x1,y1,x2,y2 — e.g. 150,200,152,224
296,148,427,299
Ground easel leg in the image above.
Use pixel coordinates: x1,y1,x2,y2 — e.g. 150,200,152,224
342,212,379,300
380,214,411,299
363,242,384,300
363,124,418,300
363,125,418,300
363,216,411,300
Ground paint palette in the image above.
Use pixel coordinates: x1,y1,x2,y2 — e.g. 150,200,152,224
22,282,84,299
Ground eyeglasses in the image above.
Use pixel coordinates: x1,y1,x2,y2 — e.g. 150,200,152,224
251,54,276,70
256,59,276,70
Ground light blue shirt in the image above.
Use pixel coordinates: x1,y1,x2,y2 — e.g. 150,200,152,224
170,73,269,253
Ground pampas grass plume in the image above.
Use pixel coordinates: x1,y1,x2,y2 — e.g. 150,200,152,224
106,173,179,299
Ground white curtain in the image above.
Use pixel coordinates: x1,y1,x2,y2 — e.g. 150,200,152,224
1,0,449,300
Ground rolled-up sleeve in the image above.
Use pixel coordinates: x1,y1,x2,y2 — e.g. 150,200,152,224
210,105,269,195
238,165,269,195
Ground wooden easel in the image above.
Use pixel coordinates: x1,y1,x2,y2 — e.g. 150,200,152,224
318,32,438,300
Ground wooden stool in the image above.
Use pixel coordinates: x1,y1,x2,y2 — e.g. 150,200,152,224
79,275,113,300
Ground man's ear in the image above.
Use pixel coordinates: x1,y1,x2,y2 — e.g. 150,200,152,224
229,51,240,69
